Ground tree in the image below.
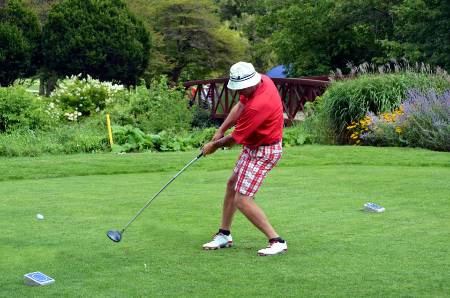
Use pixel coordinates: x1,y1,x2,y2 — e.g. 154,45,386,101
256,0,400,76
214,0,275,71
146,0,248,82
382,0,450,71
41,0,151,86
0,0,41,86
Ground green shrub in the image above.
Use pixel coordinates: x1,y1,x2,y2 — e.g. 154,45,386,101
108,77,193,134
297,97,335,144
320,72,450,143
0,86,56,132
282,124,313,147
191,105,216,129
111,125,215,153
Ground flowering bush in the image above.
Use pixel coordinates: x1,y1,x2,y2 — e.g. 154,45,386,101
50,74,124,121
349,89,450,151
346,116,373,145
321,70,450,143
359,108,404,147
397,90,450,151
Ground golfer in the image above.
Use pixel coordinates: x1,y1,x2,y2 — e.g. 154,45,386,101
202,61,287,256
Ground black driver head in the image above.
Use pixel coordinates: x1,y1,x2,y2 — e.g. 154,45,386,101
107,230,122,242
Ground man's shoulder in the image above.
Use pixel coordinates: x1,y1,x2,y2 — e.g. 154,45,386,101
260,74,277,88
254,76,281,102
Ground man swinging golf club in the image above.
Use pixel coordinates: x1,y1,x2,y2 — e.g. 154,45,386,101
202,61,287,256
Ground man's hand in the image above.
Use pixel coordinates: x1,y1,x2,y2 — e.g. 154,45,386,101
212,130,224,141
202,135,236,156
202,141,218,156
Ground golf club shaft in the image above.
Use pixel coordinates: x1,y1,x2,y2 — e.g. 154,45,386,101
120,152,203,233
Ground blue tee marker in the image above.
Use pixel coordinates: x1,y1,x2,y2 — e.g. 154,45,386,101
363,202,385,213
24,272,55,286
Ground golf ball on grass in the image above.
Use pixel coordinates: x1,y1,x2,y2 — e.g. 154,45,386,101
36,214,44,220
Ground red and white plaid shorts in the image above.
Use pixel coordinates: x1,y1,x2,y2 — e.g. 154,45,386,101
233,142,282,197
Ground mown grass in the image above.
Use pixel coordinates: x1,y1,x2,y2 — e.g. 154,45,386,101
1,146,449,297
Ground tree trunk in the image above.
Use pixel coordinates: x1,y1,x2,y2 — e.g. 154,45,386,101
39,71,58,96
170,64,186,83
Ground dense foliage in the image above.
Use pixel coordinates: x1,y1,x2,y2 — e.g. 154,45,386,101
382,0,450,72
107,77,193,134
129,0,248,82
0,86,55,132
216,0,450,75
41,0,151,86
261,0,403,76
12,0,450,81
0,0,41,86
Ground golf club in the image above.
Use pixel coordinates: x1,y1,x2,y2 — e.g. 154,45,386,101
107,151,203,242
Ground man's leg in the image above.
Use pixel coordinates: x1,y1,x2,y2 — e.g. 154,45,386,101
234,192,278,239
235,192,287,256
220,172,238,231
202,172,237,250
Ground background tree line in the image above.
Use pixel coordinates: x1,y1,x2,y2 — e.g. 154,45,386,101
215,0,449,77
1,0,449,89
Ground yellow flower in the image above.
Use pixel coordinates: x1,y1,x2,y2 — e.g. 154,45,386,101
395,126,402,134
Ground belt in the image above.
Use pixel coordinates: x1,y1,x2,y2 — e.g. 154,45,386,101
260,140,281,146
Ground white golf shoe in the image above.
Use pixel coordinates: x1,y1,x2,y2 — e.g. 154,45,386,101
202,233,233,250
257,240,287,256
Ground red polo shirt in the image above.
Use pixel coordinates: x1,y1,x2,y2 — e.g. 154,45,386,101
231,74,283,148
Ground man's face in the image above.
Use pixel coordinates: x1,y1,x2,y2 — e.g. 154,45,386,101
238,85,257,98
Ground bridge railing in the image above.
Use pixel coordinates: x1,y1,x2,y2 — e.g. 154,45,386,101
183,76,330,125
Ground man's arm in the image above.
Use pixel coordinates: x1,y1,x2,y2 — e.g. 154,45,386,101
202,135,236,156
212,101,244,141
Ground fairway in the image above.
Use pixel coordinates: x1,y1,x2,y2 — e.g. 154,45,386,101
1,146,449,297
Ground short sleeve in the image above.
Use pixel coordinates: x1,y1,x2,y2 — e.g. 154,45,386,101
239,94,248,105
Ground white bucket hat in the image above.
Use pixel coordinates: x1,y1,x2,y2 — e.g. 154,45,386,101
227,62,262,90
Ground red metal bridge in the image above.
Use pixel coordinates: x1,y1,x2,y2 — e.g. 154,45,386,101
184,76,330,125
